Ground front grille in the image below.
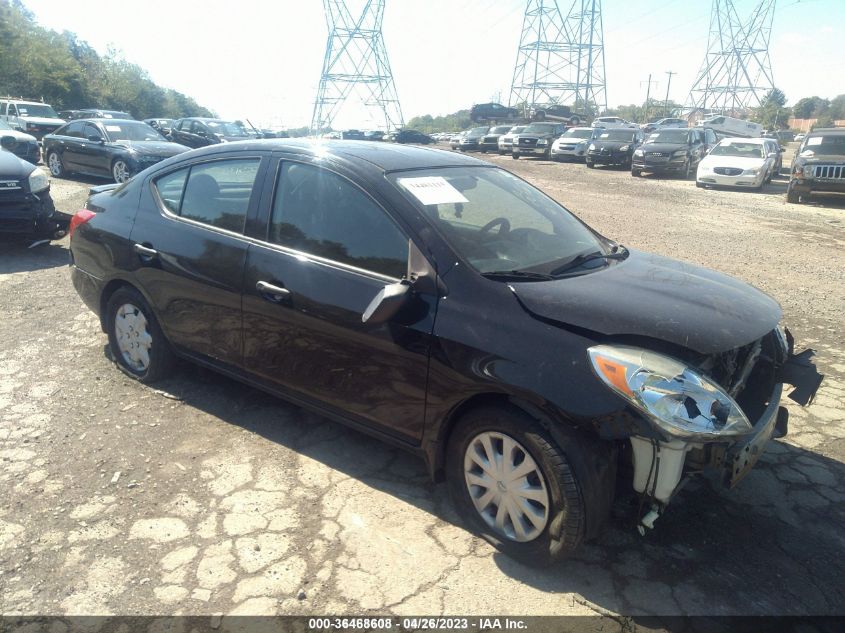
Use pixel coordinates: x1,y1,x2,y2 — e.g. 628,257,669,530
812,164,845,180
482,136,497,143
647,152,667,157
520,138,538,147
0,180,22,191
714,167,743,176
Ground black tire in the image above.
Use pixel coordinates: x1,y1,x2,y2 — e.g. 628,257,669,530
47,151,65,178
446,405,587,566
586,160,595,169
105,287,175,383
631,168,642,177
512,153,520,160
498,149,505,155
570,116,581,126
695,181,705,188
786,182,801,204
682,160,692,179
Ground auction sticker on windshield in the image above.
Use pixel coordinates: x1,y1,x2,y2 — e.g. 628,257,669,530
398,176,469,206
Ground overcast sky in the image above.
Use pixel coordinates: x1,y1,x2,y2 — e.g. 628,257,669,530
20,0,845,129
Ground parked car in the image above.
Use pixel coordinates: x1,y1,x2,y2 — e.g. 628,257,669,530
631,127,717,178
169,118,253,149
0,139,68,241
67,139,820,565
341,129,366,141
470,102,519,123
458,126,491,152
763,137,783,176
696,115,762,139
592,116,638,130
479,126,515,153
550,127,596,162
394,129,434,145
793,133,805,143
364,130,385,141
0,98,65,141
449,132,466,150
512,122,567,159
696,137,779,190
144,118,174,136
787,128,845,204
0,120,41,163
641,117,687,134
497,125,526,155
585,128,644,168
61,109,134,120
529,104,583,125
43,119,190,184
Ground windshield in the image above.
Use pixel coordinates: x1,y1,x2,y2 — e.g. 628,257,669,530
102,121,167,142
391,167,604,275
522,123,559,134
563,128,594,139
17,104,59,119
710,141,764,158
646,129,689,144
468,127,489,135
507,126,525,135
206,120,250,137
491,126,512,134
801,135,845,156
597,129,636,142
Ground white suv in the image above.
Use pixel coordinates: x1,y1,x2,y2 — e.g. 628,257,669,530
0,98,66,141
591,116,638,130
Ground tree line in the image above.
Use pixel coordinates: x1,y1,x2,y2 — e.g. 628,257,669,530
0,0,213,119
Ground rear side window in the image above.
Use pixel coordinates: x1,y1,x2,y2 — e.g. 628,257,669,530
153,158,261,233
269,162,408,278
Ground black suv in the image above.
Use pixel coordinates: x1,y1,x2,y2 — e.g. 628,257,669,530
787,128,845,204
169,118,252,148
631,127,716,178
512,122,567,159
479,126,515,153
470,102,519,123
586,128,644,168
530,104,583,125
394,129,433,144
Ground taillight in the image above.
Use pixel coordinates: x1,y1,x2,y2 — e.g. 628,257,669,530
69,209,95,239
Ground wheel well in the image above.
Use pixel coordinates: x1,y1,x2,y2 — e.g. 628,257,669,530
98,280,136,331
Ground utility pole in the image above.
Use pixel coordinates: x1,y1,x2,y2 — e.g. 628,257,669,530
664,71,676,116
641,74,658,123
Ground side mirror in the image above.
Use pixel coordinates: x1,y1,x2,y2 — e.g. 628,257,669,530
362,281,412,325
87,134,103,143
0,135,17,150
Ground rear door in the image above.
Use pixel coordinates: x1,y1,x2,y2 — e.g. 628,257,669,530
54,122,87,171
130,154,268,366
240,157,435,443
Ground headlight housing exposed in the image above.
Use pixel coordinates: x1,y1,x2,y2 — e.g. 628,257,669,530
27,169,49,193
619,144,630,152
537,139,548,146
673,149,688,157
634,149,644,156
588,143,596,151
588,345,753,439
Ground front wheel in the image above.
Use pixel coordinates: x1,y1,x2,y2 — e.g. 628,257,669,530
446,406,587,566
512,153,520,160
106,287,175,383
786,182,801,204
47,151,65,177
112,159,132,184
586,160,595,169
631,167,642,177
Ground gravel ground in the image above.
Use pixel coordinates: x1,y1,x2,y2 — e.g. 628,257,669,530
1,146,844,623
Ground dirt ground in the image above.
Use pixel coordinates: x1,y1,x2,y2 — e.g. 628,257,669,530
1,144,844,624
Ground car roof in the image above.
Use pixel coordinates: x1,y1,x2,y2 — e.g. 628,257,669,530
807,128,845,135
69,118,138,124
719,137,765,144
177,139,487,172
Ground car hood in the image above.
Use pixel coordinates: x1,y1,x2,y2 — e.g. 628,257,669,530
794,151,845,164
592,140,634,150
0,129,37,143
554,137,590,146
0,150,36,179
20,117,64,126
641,142,688,153
700,155,764,169
114,141,189,155
510,249,781,355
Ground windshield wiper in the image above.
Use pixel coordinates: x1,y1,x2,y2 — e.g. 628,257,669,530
550,246,629,276
482,270,556,282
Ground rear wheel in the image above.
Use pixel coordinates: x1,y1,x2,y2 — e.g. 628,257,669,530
446,406,587,566
106,287,174,383
570,116,581,126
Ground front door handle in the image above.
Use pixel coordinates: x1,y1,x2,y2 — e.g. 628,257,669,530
256,280,291,303
133,243,158,259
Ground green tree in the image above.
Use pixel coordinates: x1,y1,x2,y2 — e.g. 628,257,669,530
753,88,788,129
792,96,829,119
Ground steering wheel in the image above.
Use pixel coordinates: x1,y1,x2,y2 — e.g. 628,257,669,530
479,217,511,238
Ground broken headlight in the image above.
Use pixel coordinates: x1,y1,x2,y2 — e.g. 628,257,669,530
588,345,753,439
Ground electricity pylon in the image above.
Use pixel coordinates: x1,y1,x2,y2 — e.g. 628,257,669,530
508,0,607,115
686,0,777,115
311,0,403,134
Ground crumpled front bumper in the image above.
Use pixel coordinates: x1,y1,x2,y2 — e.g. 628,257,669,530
0,188,69,238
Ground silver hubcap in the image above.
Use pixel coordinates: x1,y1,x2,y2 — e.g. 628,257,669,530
113,161,129,183
114,303,152,372
48,153,61,176
464,431,550,542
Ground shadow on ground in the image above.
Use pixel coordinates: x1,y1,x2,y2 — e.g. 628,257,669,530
140,361,845,617
0,238,69,273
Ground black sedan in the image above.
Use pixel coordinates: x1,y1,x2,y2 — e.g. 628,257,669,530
68,140,820,565
43,119,189,184
585,128,644,168
144,118,174,136
0,141,68,241
393,129,433,144
169,118,253,148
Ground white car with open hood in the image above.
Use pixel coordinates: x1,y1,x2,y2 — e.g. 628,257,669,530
696,137,778,190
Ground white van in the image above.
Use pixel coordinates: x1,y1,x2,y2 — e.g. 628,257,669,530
696,115,762,138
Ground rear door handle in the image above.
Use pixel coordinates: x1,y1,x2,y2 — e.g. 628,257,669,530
133,243,158,259
256,280,291,303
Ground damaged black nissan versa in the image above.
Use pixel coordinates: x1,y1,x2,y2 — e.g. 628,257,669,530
67,141,823,565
